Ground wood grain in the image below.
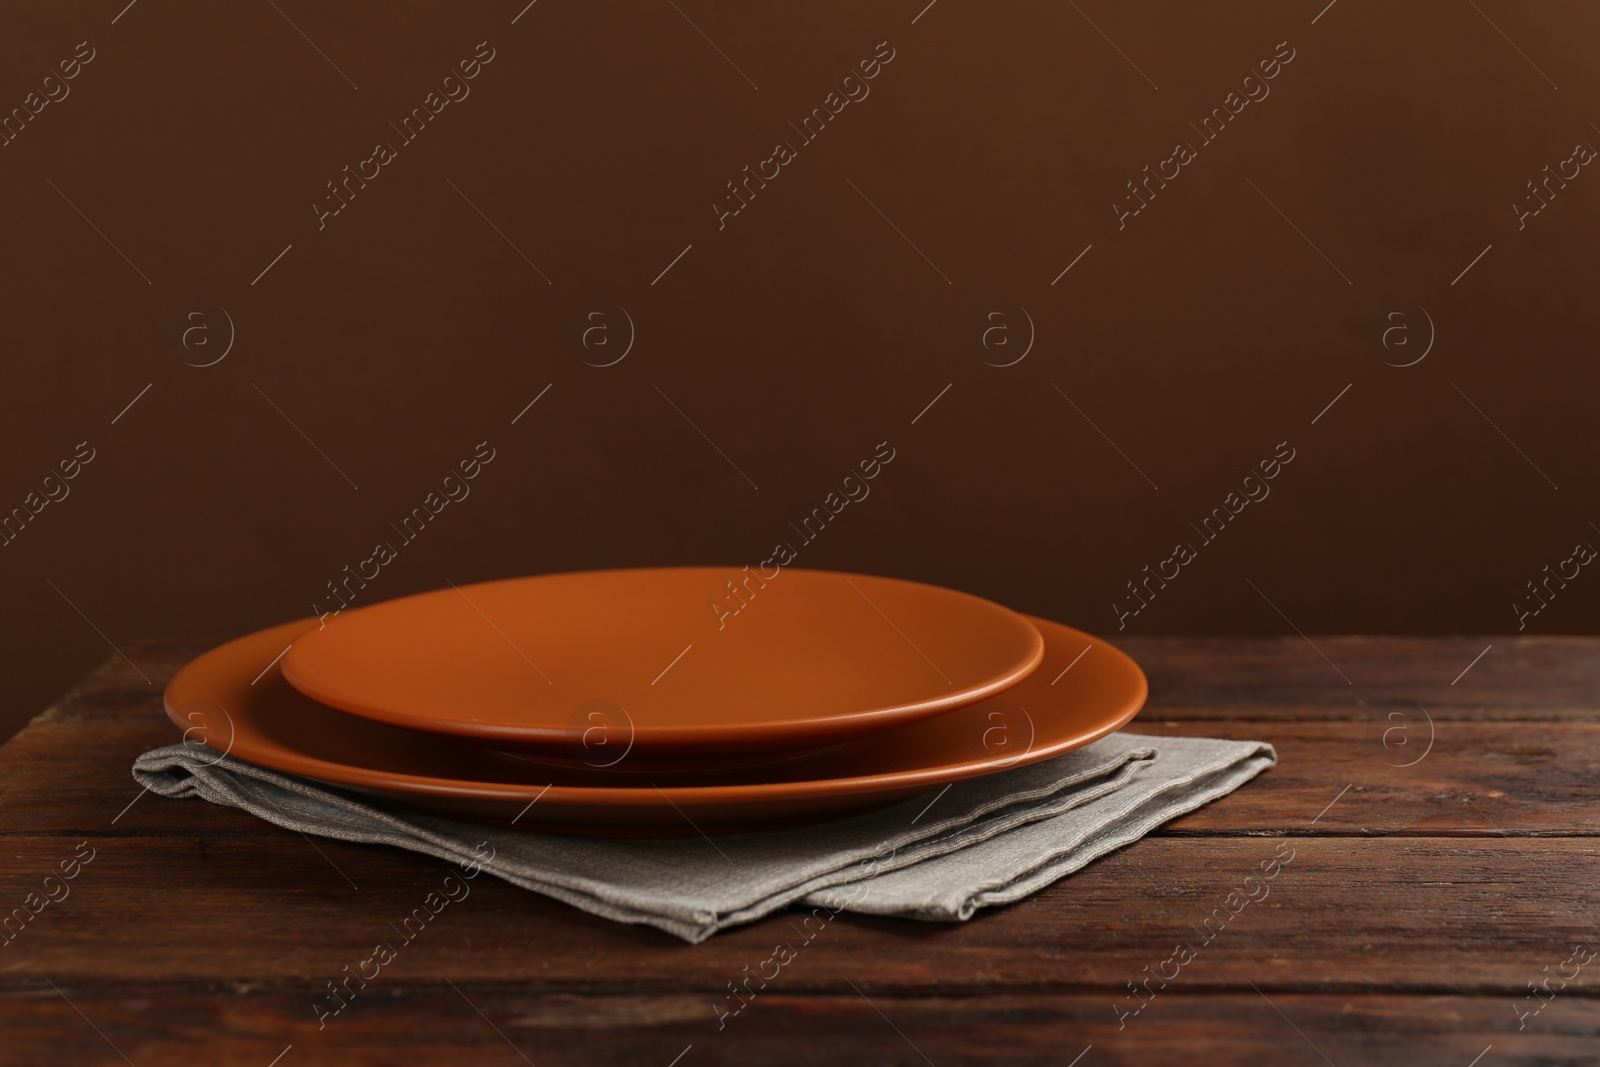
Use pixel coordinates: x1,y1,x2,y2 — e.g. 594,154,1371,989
1,836,1595,992
1118,635,1600,720
0,991,1591,1067
3,638,1596,1065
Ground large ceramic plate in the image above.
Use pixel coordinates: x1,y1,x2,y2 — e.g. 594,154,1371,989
166,615,1146,835
281,568,1045,755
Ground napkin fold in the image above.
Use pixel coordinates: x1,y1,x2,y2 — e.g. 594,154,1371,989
132,732,1274,943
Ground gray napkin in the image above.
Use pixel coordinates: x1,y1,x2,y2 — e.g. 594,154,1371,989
132,732,1274,943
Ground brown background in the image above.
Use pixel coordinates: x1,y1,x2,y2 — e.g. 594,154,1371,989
2,0,1597,743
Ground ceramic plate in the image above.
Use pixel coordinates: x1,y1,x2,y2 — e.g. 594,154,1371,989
166,614,1146,835
281,568,1045,755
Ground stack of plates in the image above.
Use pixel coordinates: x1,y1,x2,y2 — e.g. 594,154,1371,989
165,568,1147,835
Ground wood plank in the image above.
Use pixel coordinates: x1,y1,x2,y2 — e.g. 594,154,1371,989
1117,636,1600,720
0,718,246,836
5,715,1597,838
0,837,1593,992
1139,720,1600,836
6,640,1596,1062
0,990,1588,1066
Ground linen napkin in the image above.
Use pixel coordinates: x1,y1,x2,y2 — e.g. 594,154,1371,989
132,732,1273,943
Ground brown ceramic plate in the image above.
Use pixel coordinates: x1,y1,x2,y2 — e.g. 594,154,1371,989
281,568,1045,756
166,615,1146,835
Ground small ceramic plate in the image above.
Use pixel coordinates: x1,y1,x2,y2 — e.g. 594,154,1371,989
281,568,1045,756
165,614,1146,835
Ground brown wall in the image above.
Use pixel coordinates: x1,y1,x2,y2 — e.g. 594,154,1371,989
2,0,1597,741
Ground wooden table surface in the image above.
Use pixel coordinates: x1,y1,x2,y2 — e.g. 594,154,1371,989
2,636,1597,1066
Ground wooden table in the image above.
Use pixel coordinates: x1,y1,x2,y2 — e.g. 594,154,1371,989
3,636,1596,1065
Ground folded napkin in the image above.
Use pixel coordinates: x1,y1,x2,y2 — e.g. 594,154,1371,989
132,733,1274,943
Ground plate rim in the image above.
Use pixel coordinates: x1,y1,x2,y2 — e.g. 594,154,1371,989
165,613,1147,809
